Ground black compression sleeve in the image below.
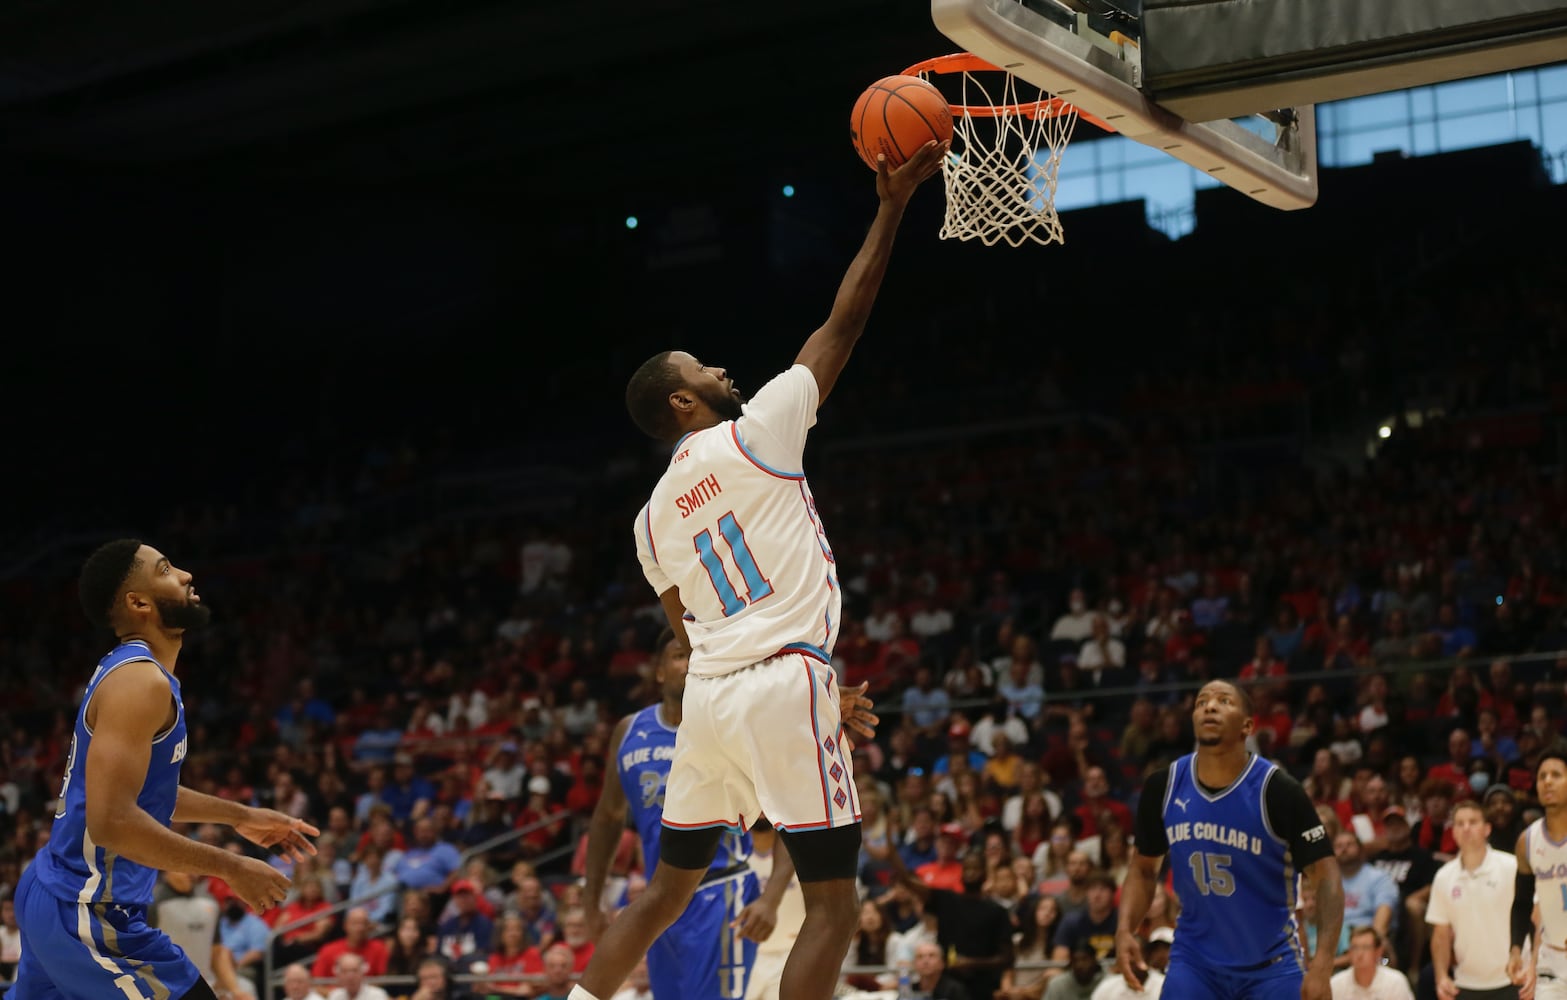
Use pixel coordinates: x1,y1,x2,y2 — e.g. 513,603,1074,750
1514,872,1537,949
1134,766,1171,855
1264,768,1334,867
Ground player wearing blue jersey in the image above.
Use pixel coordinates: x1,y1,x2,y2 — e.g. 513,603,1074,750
582,628,877,999
1117,679,1343,1000
13,539,318,1000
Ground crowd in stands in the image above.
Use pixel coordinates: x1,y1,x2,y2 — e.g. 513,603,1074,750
0,176,1565,998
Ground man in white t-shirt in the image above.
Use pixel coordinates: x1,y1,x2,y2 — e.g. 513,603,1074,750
1424,800,1518,999
1329,927,1413,1000
1050,588,1097,643
326,952,390,1000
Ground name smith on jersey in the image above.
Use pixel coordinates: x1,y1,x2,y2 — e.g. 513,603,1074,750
675,474,723,518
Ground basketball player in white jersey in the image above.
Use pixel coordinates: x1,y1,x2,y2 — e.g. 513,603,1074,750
1511,746,1567,998
568,138,947,1000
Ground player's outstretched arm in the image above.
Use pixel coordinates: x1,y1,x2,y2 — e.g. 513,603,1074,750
1300,854,1343,1000
583,715,635,940
794,140,947,408
174,787,319,864
85,663,290,911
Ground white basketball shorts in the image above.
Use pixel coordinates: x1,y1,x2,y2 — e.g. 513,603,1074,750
662,651,861,835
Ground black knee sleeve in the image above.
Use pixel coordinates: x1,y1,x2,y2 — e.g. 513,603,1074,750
779,823,861,882
659,824,724,870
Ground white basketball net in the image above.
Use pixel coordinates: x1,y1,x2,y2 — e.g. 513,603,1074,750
918,65,1081,248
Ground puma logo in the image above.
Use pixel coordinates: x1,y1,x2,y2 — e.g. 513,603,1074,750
1174,797,1189,812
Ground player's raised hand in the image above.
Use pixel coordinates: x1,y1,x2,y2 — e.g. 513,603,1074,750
234,807,319,864
877,140,949,206
226,855,290,913
839,682,879,748
1113,929,1147,992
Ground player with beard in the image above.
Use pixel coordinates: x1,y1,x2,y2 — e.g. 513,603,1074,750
1118,679,1344,1000
12,540,317,1000
571,141,945,1000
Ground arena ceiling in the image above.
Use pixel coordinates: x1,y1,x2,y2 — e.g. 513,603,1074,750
0,0,953,186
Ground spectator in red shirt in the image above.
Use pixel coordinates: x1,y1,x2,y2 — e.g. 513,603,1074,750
1041,713,1106,790
1434,665,1492,719
1425,728,1475,799
271,875,334,965
1252,696,1294,756
564,756,604,816
514,777,566,856
915,824,968,892
1072,766,1132,841
312,907,389,978
1238,635,1288,706
551,906,597,973
488,912,544,995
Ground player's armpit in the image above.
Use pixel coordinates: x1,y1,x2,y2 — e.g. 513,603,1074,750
658,587,690,651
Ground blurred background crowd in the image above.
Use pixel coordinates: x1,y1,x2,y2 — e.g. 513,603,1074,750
0,146,1565,1000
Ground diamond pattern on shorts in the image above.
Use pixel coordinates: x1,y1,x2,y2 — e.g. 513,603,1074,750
823,735,836,755
829,762,843,782
834,788,848,809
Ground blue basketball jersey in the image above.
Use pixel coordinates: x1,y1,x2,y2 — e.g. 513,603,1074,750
1162,753,1301,970
618,704,751,871
30,641,187,905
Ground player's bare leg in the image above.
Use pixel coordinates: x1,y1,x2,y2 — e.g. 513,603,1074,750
780,878,859,999
571,861,707,1000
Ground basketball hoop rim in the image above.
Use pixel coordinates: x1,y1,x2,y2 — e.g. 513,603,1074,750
904,53,1113,131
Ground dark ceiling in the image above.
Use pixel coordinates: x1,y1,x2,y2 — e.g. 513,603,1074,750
0,0,955,186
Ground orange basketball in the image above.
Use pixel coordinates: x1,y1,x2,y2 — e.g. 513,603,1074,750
850,75,954,171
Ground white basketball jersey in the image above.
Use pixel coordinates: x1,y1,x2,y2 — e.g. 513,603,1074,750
1529,818,1567,950
635,364,841,678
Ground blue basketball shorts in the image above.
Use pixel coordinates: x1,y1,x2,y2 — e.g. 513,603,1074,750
11,864,203,1000
1160,947,1303,1000
645,870,760,1000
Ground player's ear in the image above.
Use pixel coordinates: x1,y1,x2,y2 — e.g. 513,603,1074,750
122,588,152,617
669,391,697,413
